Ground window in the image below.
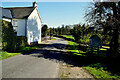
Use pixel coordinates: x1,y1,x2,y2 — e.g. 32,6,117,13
13,20,17,26
14,32,17,36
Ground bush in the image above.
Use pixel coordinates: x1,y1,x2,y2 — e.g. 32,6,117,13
42,24,48,37
11,36,27,52
2,20,27,52
2,20,14,51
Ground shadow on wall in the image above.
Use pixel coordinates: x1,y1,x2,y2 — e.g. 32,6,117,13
27,16,41,44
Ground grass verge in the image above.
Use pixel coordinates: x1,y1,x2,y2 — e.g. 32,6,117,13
58,35,120,79
1,46,39,60
67,40,120,79
0,52,21,60
51,38,57,41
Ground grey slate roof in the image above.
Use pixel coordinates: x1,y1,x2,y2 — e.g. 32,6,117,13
4,7,35,19
0,7,12,19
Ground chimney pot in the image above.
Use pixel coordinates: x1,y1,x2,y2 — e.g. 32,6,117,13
33,2,37,7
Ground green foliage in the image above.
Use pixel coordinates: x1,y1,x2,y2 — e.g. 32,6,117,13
0,51,21,60
62,35,74,40
50,25,71,35
58,35,120,79
85,64,119,79
42,24,48,37
0,46,38,60
47,28,53,39
19,47,38,54
0,20,2,47
67,41,78,50
70,24,82,42
2,20,27,52
2,20,14,51
51,38,56,41
11,36,27,52
85,1,120,58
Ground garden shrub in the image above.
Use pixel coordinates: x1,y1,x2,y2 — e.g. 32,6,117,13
11,36,27,52
2,20,14,51
2,20,27,52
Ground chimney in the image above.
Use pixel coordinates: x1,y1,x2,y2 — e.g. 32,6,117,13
33,2,37,7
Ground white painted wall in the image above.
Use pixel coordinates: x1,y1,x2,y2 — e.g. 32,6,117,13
3,18,11,22
12,19,26,36
27,7,41,44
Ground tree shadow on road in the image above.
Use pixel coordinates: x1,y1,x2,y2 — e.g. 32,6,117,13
22,43,120,77
22,43,103,67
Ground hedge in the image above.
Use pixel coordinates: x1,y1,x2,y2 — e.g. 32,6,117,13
2,20,27,52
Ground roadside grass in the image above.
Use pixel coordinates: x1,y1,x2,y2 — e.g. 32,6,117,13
1,46,39,60
61,35,110,46
0,52,21,60
62,35,74,40
58,35,120,79
18,46,38,54
67,41,120,79
51,38,57,41
84,65,119,79
67,41,86,56
62,35,90,44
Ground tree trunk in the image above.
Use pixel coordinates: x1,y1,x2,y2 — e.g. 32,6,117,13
108,2,120,58
109,25,120,58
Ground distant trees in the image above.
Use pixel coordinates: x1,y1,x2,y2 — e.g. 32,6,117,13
70,24,82,42
61,25,65,35
48,25,71,35
42,24,48,37
64,25,71,35
70,24,90,43
48,28,53,40
85,1,120,58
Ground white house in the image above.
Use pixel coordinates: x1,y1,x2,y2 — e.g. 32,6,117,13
1,2,42,44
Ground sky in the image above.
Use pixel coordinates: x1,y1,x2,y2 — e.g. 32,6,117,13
2,2,90,28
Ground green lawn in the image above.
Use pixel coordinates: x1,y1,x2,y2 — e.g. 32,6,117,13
1,46,38,60
62,35,75,40
0,52,21,60
51,38,57,41
58,35,120,79
19,46,38,54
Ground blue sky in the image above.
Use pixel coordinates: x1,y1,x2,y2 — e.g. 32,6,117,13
2,2,90,28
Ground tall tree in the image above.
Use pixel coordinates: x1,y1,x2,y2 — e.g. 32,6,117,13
61,25,65,35
65,25,71,35
85,1,120,57
42,24,48,37
58,27,62,35
71,24,82,42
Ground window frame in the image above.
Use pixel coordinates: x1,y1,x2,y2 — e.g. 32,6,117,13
13,20,18,26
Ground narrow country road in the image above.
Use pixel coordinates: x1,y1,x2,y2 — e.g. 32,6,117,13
2,37,68,78
2,37,93,78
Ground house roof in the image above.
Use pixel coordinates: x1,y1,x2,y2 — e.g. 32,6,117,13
4,7,35,19
0,7,12,19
